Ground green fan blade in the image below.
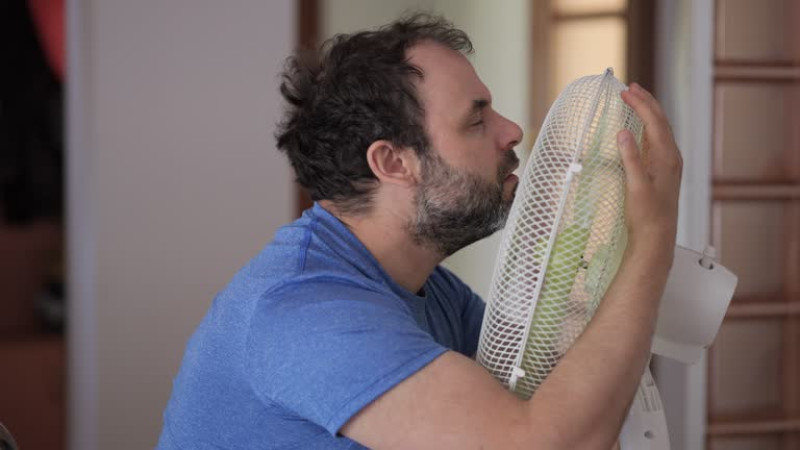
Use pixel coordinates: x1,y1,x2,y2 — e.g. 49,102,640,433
514,222,590,396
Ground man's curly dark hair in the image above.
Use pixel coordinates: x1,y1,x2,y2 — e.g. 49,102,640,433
275,13,473,214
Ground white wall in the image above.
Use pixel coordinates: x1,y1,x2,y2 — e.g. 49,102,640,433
321,0,434,35
67,1,295,449
320,0,532,299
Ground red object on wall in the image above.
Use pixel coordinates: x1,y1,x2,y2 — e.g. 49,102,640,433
27,0,64,80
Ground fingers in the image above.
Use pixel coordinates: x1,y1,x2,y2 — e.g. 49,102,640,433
620,84,668,143
617,85,681,253
617,130,647,191
620,83,683,182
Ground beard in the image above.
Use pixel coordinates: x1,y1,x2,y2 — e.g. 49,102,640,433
410,150,520,257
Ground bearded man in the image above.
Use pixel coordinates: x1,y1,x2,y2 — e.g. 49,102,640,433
158,13,682,450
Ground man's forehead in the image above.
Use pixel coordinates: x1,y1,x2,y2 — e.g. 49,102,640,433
407,41,491,106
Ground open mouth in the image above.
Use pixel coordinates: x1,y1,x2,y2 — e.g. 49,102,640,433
497,151,520,187
503,152,520,177
503,161,520,181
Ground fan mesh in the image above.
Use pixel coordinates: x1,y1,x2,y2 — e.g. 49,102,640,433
476,69,643,399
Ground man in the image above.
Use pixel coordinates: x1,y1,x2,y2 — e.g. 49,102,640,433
158,14,681,449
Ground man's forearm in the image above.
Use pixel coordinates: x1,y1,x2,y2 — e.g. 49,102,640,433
524,240,673,449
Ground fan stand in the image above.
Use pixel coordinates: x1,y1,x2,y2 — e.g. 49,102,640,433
619,366,671,449
619,245,738,448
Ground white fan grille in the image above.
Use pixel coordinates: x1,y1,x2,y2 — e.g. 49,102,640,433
476,69,643,399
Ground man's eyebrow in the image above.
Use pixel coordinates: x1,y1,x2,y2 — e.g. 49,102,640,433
472,98,489,111
463,98,489,124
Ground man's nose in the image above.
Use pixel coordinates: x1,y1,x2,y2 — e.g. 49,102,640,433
499,114,523,151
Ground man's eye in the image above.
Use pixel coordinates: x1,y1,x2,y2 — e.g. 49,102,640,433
471,120,484,127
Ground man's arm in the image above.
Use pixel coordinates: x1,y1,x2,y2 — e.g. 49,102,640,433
341,83,682,449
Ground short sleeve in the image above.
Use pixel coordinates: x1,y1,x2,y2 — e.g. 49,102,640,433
245,279,447,435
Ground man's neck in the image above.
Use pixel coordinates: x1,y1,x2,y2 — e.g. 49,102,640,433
318,200,441,295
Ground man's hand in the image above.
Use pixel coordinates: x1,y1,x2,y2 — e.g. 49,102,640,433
618,83,683,264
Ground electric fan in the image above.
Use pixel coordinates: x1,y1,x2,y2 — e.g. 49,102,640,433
476,69,737,448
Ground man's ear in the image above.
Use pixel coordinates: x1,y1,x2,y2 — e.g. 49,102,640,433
365,140,420,187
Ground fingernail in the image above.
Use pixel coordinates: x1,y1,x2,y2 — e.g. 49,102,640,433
618,132,630,145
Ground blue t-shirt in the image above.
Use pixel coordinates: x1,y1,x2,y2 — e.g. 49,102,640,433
157,203,486,449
